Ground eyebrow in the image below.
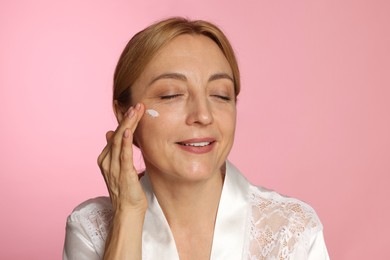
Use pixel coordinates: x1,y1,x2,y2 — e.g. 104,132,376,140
148,73,187,86
148,72,234,86
208,73,234,83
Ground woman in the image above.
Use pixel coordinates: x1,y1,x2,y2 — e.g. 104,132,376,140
63,17,330,260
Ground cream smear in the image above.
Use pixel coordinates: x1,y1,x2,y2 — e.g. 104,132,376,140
145,109,159,118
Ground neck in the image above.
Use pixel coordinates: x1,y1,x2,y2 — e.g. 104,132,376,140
147,169,225,228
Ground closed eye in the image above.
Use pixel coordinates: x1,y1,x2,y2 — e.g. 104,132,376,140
212,95,232,101
160,94,183,100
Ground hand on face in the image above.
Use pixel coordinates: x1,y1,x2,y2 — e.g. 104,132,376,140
97,103,147,214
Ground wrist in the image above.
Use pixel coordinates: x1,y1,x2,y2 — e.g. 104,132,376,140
114,206,147,219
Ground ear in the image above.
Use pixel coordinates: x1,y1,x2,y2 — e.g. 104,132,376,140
113,100,125,124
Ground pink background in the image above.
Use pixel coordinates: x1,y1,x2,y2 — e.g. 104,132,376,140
1,0,389,259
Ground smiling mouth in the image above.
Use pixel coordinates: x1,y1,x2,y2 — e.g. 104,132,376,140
177,141,214,147
175,139,216,154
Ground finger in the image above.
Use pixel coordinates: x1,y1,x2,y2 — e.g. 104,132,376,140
129,103,145,133
97,130,115,167
110,103,145,167
110,107,135,175
120,128,146,203
99,149,111,175
98,106,137,180
97,106,138,195
103,104,145,188
106,131,114,143
120,128,137,178
119,104,146,186
98,149,112,189
109,104,143,182
97,149,112,197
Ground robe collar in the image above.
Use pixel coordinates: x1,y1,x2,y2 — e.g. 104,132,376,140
140,161,250,259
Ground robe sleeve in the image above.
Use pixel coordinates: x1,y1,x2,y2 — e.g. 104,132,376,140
292,229,330,260
63,216,102,260
307,230,330,260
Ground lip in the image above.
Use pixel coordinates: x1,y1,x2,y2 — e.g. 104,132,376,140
176,138,216,154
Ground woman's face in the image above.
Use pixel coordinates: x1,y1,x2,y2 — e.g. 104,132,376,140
131,34,236,182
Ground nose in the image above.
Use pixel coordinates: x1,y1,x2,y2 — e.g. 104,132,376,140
185,95,213,126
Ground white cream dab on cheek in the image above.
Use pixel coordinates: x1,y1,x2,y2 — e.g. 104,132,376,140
145,109,159,118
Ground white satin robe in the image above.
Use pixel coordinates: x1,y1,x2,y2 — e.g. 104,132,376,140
63,162,330,259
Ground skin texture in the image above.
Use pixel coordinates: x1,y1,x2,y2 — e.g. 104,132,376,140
100,35,237,260
132,34,236,185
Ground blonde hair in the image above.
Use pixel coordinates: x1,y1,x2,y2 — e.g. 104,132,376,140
113,17,240,110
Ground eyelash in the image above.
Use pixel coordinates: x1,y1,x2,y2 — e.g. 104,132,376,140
160,94,231,101
212,95,231,101
160,94,183,100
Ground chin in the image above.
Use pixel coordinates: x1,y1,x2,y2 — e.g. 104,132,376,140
175,160,223,181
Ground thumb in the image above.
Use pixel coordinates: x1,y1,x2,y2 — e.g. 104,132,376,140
105,131,115,143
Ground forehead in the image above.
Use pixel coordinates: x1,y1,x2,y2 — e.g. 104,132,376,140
142,34,233,78
156,34,222,57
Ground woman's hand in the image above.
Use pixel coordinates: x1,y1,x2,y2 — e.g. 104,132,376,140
98,103,147,214
97,103,146,260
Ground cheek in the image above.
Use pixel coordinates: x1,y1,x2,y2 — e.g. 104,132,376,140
135,119,156,146
218,108,237,132
135,112,177,144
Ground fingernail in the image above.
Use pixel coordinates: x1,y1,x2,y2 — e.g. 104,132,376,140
128,109,135,118
123,129,129,138
135,103,141,111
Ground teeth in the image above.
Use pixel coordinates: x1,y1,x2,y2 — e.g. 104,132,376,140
183,142,211,147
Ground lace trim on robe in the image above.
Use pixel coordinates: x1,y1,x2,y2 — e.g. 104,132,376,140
68,198,113,257
69,188,322,259
245,186,322,260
